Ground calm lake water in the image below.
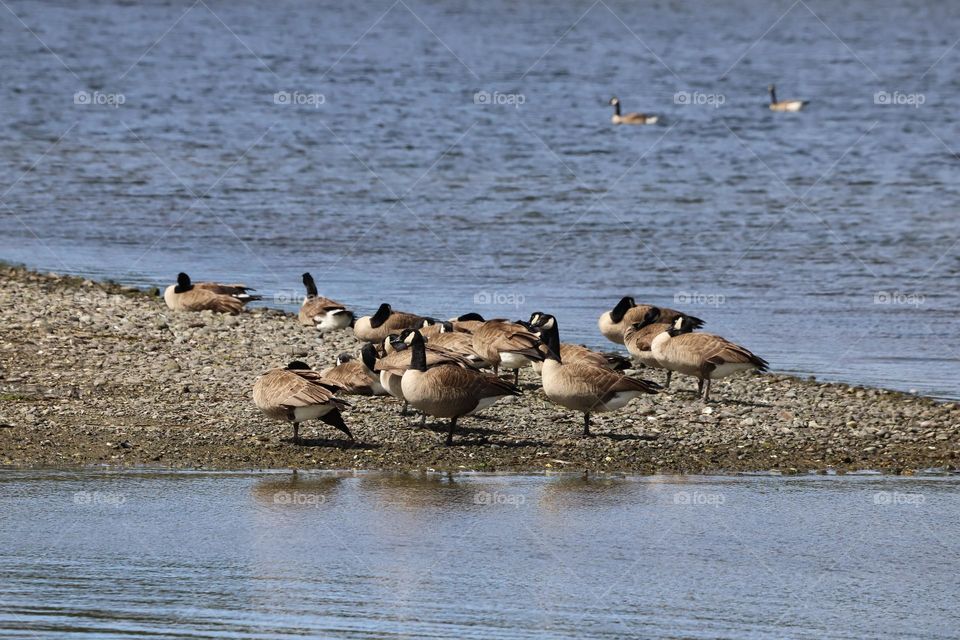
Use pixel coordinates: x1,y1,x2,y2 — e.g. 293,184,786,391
0,470,958,639
1,0,958,397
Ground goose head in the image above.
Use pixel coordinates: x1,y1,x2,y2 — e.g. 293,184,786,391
175,272,192,292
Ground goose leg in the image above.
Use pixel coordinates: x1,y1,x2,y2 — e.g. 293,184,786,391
697,378,704,397
703,378,711,403
665,370,672,388
292,423,300,445
420,413,426,428
493,364,499,377
513,369,519,386
400,401,409,416
583,413,591,437
446,416,457,446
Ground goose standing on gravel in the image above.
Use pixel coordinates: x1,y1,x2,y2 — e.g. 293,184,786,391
252,361,353,444
598,296,704,345
471,319,544,384
401,331,520,445
536,315,660,437
623,307,695,387
164,272,260,314
353,303,427,343
768,84,808,112
650,317,768,401
299,273,353,332
609,97,658,125
320,353,385,396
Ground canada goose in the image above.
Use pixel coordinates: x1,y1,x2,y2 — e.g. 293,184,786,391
353,303,426,343
367,337,477,417
362,341,411,416
299,273,353,332
163,272,260,314
400,331,520,445
449,312,485,334
252,361,353,444
609,97,658,125
320,353,386,396
526,313,631,372
650,317,769,401
598,296,704,345
426,329,486,366
768,85,808,112
538,315,660,437
418,319,447,340
622,306,695,387
471,319,544,384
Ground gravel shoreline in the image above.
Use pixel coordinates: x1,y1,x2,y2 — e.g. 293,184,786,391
0,264,957,474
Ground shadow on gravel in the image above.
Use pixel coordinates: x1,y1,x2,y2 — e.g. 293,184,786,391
283,438,379,449
603,432,660,442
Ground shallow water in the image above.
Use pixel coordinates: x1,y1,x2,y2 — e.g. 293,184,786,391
1,0,958,397
0,470,958,639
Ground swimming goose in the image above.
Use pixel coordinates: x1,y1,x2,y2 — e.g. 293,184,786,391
471,319,544,384
598,296,704,345
163,272,260,314
299,273,353,332
768,85,808,112
622,307,695,387
526,313,631,372
252,361,353,444
353,303,427,343
320,353,386,396
650,317,768,401
538,315,660,437
609,97,658,125
401,331,520,445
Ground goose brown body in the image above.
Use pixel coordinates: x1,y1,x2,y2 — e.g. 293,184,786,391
320,355,385,396
650,319,768,401
536,315,659,436
163,273,258,314
299,273,352,332
252,362,353,442
471,320,543,378
353,303,426,343
400,331,520,445
598,296,704,345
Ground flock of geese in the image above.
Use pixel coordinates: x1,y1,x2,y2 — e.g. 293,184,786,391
165,272,768,446
609,84,808,124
